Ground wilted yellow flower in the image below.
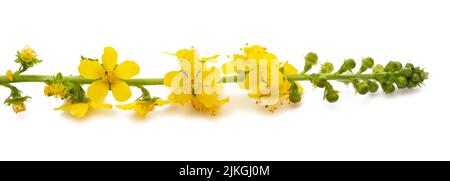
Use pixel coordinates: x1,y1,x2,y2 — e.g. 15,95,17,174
6,70,13,81
190,95,229,116
117,99,169,116
12,101,26,113
44,83,67,99
19,46,37,62
223,45,303,110
164,48,228,115
54,100,112,118
78,47,140,102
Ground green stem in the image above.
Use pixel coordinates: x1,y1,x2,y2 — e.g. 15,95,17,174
0,72,399,86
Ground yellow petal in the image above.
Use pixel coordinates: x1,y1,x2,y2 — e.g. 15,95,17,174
78,60,104,79
116,102,136,110
196,93,218,108
111,80,131,102
115,60,140,79
69,103,89,118
201,55,219,62
217,97,230,105
54,103,71,110
283,62,298,74
155,99,170,106
295,82,304,92
102,46,118,71
164,71,181,87
87,80,109,102
89,101,113,109
168,93,191,104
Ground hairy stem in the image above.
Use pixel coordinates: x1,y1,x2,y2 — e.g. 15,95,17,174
0,72,399,86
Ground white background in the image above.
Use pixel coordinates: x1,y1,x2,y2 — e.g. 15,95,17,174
0,0,448,161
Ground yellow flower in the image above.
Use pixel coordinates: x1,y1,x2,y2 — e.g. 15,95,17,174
190,95,229,116
19,46,37,62
12,101,26,113
44,83,67,99
117,99,169,116
78,47,140,102
223,45,303,110
6,70,13,81
54,101,112,118
164,48,228,115
222,45,280,98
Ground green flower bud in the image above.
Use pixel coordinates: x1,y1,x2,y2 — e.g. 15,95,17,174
411,73,421,83
367,80,379,93
325,90,339,103
405,63,414,69
313,75,327,88
407,81,416,89
355,81,370,95
305,52,318,65
373,64,384,73
399,68,413,77
337,58,356,74
320,62,334,73
419,70,429,80
303,52,318,73
358,57,374,73
394,76,408,88
384,61,402,72
381,82,395,94
289,86,302,103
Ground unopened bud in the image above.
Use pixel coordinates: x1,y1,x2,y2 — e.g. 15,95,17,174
367,80,379,93
381,82,395,94
320,62,334,73
355,81,370,95
359,57,374,73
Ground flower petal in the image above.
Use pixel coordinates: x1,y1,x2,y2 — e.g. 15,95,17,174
283,62,298,74
78,60,104,79
69,103,89,118
217,97,229,105
196,93,218,108
164,71,180,87
87,80,109,102
155,100,170,106
102,46,118,71
168,93,191,104
111,80,131,102
115,60,140,79
54,103,71,110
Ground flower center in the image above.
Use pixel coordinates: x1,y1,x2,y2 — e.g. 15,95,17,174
102,71,118,83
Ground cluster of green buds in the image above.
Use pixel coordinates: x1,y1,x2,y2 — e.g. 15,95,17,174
302,52,428,103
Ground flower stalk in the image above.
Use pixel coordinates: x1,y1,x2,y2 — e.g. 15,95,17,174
1,45,428,118
0,72,408,85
